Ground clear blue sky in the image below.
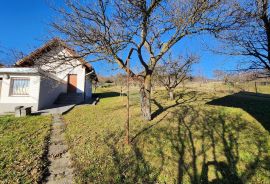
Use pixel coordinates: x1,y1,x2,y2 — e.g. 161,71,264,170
0,0,239,78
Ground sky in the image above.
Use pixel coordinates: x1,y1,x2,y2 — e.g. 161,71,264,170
0,0,239,79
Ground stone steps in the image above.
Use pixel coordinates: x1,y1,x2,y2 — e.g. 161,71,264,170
54,93,84,105
44,114,74,184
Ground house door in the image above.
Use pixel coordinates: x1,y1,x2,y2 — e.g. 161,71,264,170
68,74,77,93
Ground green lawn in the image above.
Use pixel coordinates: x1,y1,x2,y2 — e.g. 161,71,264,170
0,115,51,183
186,81,270,95
64,87,270,183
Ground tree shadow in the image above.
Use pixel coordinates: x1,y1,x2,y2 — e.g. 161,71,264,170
128,104,269,183
131,112,169,143
85,132,164,184
77,90,270,183
164,106,269,184
77,103,270,183
207,91,270,132
94,91,123,98
151,90,198,119
105,142,164,183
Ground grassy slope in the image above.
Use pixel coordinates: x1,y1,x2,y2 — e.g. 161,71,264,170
0,115,51,183
186,81,270,94
64,87,270,184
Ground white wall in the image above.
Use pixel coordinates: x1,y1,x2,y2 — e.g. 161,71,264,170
0,46,94,113
0,74,40,112
85,75,92,99
38,76,66,110
36,47,87,94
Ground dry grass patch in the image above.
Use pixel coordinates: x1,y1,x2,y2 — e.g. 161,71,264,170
0,115,51,183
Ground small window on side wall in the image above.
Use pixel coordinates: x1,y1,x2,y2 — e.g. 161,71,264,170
10,78,30,96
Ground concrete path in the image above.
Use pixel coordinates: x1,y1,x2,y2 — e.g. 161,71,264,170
33,105,75,116
44,114,74,184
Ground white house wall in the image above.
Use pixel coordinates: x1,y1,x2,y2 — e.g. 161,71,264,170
36,47,87,94
0,46,94,113
0,74,40,113
85,75,92,99
38,76,66,110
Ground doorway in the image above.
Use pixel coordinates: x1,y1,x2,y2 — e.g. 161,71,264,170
67,74,77,93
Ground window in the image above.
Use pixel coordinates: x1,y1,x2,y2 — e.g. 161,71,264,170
10,78,30,96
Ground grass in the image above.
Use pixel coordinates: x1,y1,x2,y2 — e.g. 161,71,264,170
0,115,51,183
186,81,270,95
207,91,270,132
64,86,270,183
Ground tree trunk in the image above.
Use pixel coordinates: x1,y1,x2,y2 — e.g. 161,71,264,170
125,70,130,144
255,82,258,94
140,75,152,121
169,89,175,100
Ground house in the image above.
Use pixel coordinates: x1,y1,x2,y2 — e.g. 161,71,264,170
0,38,97,114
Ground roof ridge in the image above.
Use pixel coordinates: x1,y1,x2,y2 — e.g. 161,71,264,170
15,38,93,71
16,38,65,66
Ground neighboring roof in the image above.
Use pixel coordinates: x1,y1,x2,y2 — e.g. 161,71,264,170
0,63,4,68
15,38,94,73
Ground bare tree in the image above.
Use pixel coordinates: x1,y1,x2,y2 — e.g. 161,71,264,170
9,49,27,63
52,0,238,120
213,70,227,81
217,0,270,77
154,53,198,100
0,46,4,66
0,47,27,66
113,73,127,96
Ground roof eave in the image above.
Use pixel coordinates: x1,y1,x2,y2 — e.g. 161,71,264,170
0,67,40,74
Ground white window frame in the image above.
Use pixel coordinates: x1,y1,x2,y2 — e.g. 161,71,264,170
9,78,30,96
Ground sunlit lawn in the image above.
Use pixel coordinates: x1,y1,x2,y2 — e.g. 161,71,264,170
0,115,51,183
186,81,270,95
64,86,270,183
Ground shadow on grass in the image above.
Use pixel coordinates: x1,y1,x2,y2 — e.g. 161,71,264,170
81,131,165,183
105,139,165,183
76,104,270,183
165,106,269,183
207,91,270,132
151,91,198,119
94,92,123,99
131,112,169,143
